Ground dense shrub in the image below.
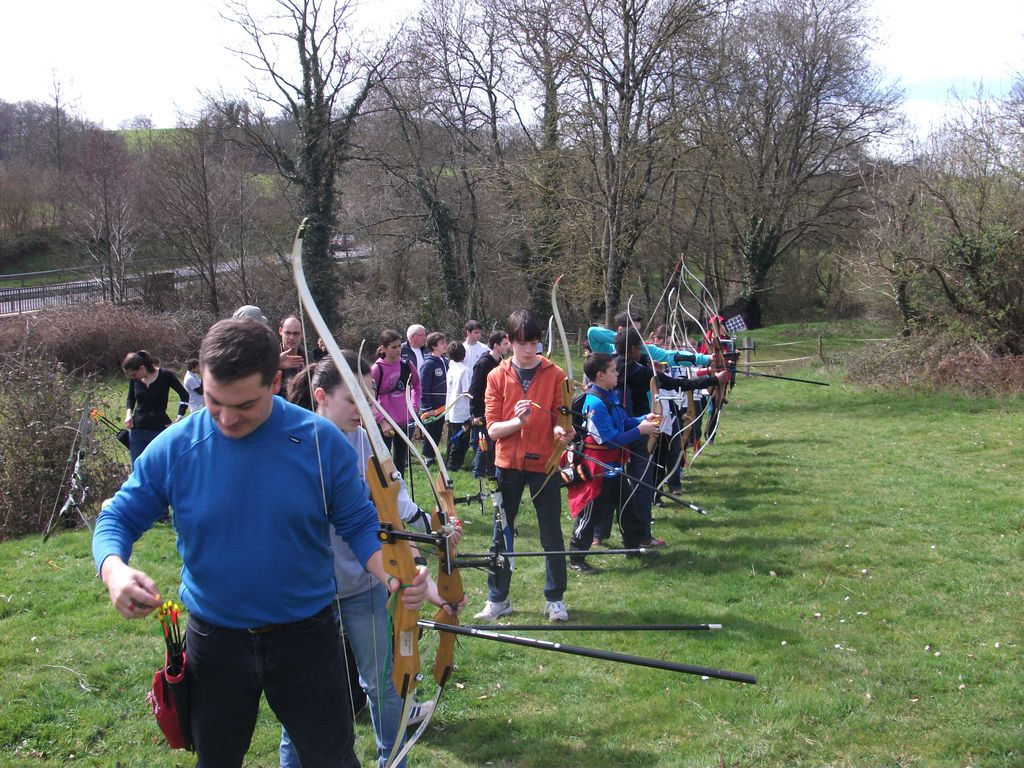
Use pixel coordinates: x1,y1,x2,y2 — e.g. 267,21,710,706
845,333,1024,395
0,348,128,540
0,304,218,376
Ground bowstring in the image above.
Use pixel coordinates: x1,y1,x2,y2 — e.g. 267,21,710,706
650,256,708,488
680,260,726,451
618,295,642,540
293,302,361,730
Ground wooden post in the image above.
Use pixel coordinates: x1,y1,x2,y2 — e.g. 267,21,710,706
743,336,752,375
817,335,823,360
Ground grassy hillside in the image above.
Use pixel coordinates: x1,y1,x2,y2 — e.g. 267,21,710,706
0,228,87,277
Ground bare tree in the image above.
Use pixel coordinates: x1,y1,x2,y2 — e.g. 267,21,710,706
911,90,1024,354
71,131,139,302
145,118,262,314
359,0,533,319
559,0,715,324
852,159,927,334
0,166,43,232
698,0,898,327
225,0,375,327
47,76,71,226
490,0,577,316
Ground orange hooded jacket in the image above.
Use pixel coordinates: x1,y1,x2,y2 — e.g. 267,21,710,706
484,356,568,474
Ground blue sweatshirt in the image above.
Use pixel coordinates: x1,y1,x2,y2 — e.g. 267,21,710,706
583,385,644,474
92,397,381,629
419,354,449,410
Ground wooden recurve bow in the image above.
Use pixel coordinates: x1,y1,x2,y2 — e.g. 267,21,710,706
290,219,422,767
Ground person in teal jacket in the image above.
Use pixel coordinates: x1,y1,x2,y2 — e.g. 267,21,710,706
587,310,713,367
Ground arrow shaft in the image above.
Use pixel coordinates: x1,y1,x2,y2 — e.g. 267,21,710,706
739,370,829,386
454,547,649,560
580,453,707,515
418,621,755,684
460,623,722,632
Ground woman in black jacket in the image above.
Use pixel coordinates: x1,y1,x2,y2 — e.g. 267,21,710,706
122,350,188,467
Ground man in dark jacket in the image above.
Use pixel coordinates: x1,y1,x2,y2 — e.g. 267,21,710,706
401,324,427,372
469,331,510,479
418,332,449,461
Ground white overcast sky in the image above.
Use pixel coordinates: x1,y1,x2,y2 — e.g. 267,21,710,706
1,0,1022,137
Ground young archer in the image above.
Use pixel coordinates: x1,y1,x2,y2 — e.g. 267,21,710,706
475,309,575,623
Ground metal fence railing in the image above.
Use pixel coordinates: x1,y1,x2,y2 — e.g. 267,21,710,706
0,272,202,315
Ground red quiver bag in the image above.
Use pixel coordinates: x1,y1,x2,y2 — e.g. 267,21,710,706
566,441,627,518
147,651,194,751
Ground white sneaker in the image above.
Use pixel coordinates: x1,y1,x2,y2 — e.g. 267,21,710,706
473,599,512,620
407,699,435,727
544,600,569,622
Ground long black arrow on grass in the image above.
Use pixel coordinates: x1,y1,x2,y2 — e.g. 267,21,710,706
737,369,830,386
461,623,722,632
418,620,756,684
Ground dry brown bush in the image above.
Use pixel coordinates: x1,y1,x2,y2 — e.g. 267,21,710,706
0,304,217,376
845,333,1024,395
0,348,128,540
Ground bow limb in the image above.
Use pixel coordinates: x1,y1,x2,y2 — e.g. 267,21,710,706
551,275,577,387
530,378,574,503
679,257,717,324
406,386,464,579
709,317,728,416
422,459,464,698
388,510,462,767
289,220,421,766
674,295,703,350
619,295,655,517
639,253,686,341
683,262,732,405
405,389,465,629
546,378,574,474
355,337,439,511
655,386,704,492
367,368,464,737
681,381,699,465
399,392,465,742
694,338,729,471
646,375,662,454
357,358,447,521
666,287,679,347
677,259,729,455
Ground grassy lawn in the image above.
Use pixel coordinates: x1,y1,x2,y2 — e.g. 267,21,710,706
1,326,1021,767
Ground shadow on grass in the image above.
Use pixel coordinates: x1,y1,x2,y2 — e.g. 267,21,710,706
671,474,802,514
416,703,706,767
747,391,1016,419
669,513,792,531
615,539,812,578
712,436,830,450
430,721,634,767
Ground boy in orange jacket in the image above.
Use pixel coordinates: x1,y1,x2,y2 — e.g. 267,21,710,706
474,309,575,622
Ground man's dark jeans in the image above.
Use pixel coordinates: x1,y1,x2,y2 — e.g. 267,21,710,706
185,604,360,768
622,440,656,546
486,467,567,603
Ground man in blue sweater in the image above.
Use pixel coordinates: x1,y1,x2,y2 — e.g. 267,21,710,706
93,319,398,768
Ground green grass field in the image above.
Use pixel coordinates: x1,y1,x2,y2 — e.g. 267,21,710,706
1,324,1021,767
